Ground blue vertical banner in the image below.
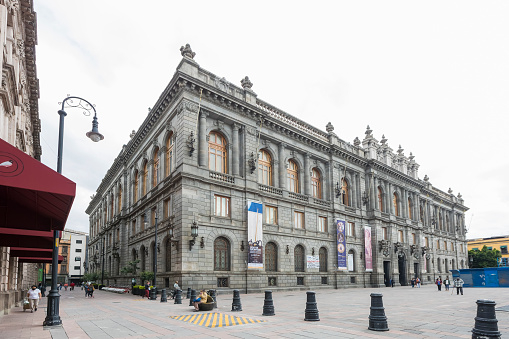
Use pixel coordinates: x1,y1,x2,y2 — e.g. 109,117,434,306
247,201,263,269
336,219,347,270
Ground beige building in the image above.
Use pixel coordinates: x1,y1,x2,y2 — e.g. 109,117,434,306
0,0,41,316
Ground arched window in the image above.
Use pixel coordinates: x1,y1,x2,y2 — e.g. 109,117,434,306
153,147,160,187
287,160,299,193
393,193,399,216
258,150,272,186
165,238,172,272
311,168,321,199
110,193,114,220
408,198,412,219
214,237,230,271
294,245,305,272
166,133,174,177
265,242,277,272
133,170,139,203
142,161,148,196
341,179,349,206
377,187,384,212
319,247,327,272
208,132,227,173
140,246,146,271
117,185,122,213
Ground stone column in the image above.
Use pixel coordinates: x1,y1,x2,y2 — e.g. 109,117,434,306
388,183,394,214
232,123,240,176
304,154,310,195
198,111,208,167
355,172,360,208
373,176,379,210
351,171,357,208
325,162,330,201
279,143,286,190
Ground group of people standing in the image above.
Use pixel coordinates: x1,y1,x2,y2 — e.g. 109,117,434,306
410,277,421,287
435,276,465,295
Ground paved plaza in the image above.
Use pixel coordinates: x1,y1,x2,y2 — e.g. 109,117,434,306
0,284,507,339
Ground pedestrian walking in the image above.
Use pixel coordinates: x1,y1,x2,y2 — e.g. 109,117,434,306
453,277,464,295
390,278,394,287
415,277,421,288
64,283,68,291
27,285,41,313
70,282,75,291
444,276,450,291
411,278,415,288
436,277,442,291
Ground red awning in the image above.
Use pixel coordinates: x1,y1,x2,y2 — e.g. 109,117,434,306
10,247,53,258
0,228,54,249
0,137,76,232
18,255,64,264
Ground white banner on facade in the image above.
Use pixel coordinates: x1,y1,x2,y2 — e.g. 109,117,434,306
307,255,319,269
247,201,263,269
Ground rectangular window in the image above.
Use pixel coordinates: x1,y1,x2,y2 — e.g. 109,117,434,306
437,240,440,249
214,195,230,217
76,240,82,244
425,237,429,247
151,208,156,226
76,248,82,253
265,206,278,225
487,246,492,250
141,215,146,232
164,198,171,219
318,217,327,232
398,230,403,243
501,258,508,267
460,244,464,253
411,233,416,245
132,220,136,235
116,229,120,242
62,247,68,254
74,266,80,270
444,242,448,251
347,253,354,271
472,247,478,251
294,211,304,229
501,246,508,254
382,227,388,240
347,222,355,237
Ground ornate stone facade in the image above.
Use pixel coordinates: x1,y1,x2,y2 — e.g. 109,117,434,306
87,45,468,292
0,0,41,315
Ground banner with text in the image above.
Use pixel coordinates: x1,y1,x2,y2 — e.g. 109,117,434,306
307,255,320,269
364,225,373,272
336,219,347,270
247,201,263,269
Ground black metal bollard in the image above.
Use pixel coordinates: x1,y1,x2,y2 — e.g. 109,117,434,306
209,289,217,309
368,293,389,331
231,289,242,311
472,299,501,339
174,289,182,304
149,288,157,300
304,291,319,321
160,289,167,302
186,287,191,299
189,289,197,306
262,290,275,316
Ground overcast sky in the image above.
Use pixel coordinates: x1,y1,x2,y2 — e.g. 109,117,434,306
34,1,509,239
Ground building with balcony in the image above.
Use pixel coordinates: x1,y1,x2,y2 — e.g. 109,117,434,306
468,236,509,267
86,44,469,292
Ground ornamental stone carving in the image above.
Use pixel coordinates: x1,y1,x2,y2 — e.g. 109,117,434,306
177,100,199,114
240,76,253,89
353,137,360,146
180,44,196,59
326,122,334,133
379,240,391,257
364,125,373,139
394,241,405,257
215,77,230,92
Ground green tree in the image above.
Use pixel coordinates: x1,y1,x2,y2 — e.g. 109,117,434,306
140,271,155,284
120,260,140,275
82,272,100,282
468,246,501,268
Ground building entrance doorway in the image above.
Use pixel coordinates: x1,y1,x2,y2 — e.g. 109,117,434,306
398,254,407,286
383,261,391,287
414,262,419,278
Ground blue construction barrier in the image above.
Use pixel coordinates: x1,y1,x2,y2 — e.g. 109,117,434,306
450,267,509,287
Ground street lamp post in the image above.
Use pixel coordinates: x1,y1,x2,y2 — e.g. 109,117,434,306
44,96,104,327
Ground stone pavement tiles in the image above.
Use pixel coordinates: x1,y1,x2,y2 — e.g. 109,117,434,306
0,284,507,338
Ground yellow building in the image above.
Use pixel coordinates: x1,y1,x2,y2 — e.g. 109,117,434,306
467,236,509,267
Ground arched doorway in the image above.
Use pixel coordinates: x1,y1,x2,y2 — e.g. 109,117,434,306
398,252,407,286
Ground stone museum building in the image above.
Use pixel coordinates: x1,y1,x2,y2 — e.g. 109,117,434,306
0,0,42,314
86,44,469,292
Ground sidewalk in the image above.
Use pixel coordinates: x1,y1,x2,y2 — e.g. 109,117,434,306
0,285,507,338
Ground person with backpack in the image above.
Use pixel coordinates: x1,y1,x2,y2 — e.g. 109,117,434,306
436,277,442,291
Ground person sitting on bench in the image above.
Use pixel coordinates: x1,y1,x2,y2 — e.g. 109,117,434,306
193,290,208,311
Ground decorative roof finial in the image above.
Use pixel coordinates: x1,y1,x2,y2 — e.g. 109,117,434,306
423,174,429,182
180,43,196,59
365,125,373,138
448,188,453,194
397,145,404,155
240,76,253,89
353,137,361,146
409,152,415,161
326,122,334,133
129,130,136,139
457,192,462,199
380,134,387,145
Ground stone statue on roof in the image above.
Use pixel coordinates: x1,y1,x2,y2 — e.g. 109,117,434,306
180,44,196,59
